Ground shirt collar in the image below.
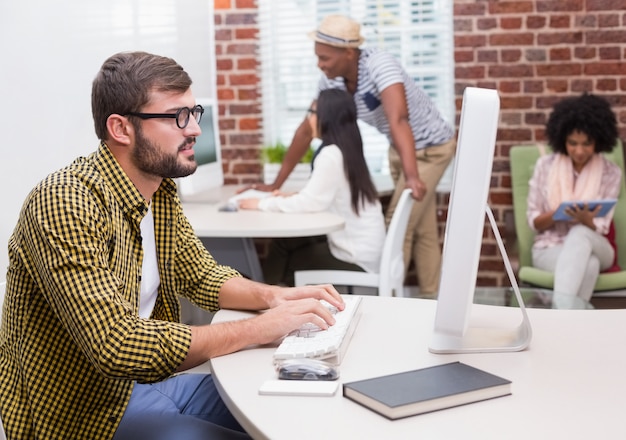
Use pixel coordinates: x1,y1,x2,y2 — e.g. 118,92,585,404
92,142,178,218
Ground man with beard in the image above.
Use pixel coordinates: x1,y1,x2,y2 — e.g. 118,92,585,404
0,51,344,440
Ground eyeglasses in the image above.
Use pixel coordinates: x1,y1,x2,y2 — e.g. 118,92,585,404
127,104,204,129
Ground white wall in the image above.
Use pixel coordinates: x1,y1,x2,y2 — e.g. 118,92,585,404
0,0,215,276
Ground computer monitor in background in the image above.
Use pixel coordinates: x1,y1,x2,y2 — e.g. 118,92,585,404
177,97,223,200
429,87,532,354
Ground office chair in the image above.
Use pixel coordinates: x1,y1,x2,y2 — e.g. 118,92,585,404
294,188,414,297
510,141,626,294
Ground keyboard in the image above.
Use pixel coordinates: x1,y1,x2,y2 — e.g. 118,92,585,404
273,295,362,365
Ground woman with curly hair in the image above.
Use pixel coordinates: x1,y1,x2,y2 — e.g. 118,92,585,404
527,93,622,304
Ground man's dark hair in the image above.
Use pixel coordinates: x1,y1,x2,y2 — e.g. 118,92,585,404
91,51,192,140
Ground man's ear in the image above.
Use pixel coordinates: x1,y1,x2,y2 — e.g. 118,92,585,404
346,47,359,61
106,114,134,145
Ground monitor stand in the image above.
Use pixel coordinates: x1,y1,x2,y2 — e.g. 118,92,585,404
429,205,533,354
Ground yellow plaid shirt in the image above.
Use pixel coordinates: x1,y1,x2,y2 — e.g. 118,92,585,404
0,143,240,439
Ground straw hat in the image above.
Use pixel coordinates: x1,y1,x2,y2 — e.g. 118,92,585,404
308,15,365,48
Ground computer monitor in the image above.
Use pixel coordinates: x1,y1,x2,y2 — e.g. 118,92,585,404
429,87,532,354
176,97,223,200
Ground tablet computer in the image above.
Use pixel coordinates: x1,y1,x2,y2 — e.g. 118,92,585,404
552,199,617,221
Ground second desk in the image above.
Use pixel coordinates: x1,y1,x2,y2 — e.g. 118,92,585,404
182,185,345,281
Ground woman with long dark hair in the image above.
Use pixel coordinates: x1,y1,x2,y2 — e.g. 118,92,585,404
240,89,385,286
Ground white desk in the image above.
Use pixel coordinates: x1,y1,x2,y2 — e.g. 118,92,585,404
371,172,394,196
181,185,345,281
197,297,626,439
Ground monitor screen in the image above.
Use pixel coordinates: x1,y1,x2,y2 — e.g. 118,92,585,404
177,97,223,200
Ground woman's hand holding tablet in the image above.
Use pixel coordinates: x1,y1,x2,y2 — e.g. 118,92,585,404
552,199,617,221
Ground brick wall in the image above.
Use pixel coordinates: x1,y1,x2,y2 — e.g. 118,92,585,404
214,0,626,287
213,0,263,186
454,0,626,285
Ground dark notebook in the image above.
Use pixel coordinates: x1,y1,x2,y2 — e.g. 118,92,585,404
342,362,511,420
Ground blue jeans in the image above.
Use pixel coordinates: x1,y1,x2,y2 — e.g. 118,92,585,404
113,374,250,440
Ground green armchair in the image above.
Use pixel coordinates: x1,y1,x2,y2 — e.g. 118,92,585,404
509,140,626,293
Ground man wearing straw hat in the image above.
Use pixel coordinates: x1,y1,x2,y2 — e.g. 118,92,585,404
258,14,456,298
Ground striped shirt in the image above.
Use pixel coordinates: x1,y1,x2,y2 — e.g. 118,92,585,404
318,47,454,150
0,143,240,439
527,153,622,249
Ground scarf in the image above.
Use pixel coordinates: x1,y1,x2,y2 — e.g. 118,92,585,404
547,153,604,210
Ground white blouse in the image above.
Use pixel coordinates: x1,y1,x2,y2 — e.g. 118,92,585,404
258,145,386,273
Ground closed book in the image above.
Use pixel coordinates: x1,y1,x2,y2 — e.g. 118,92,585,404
342,362,511,420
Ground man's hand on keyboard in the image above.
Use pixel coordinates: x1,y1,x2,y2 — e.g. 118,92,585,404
198,280,346,360
267,284,345,312
253,298,340,344
272,295,362,363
